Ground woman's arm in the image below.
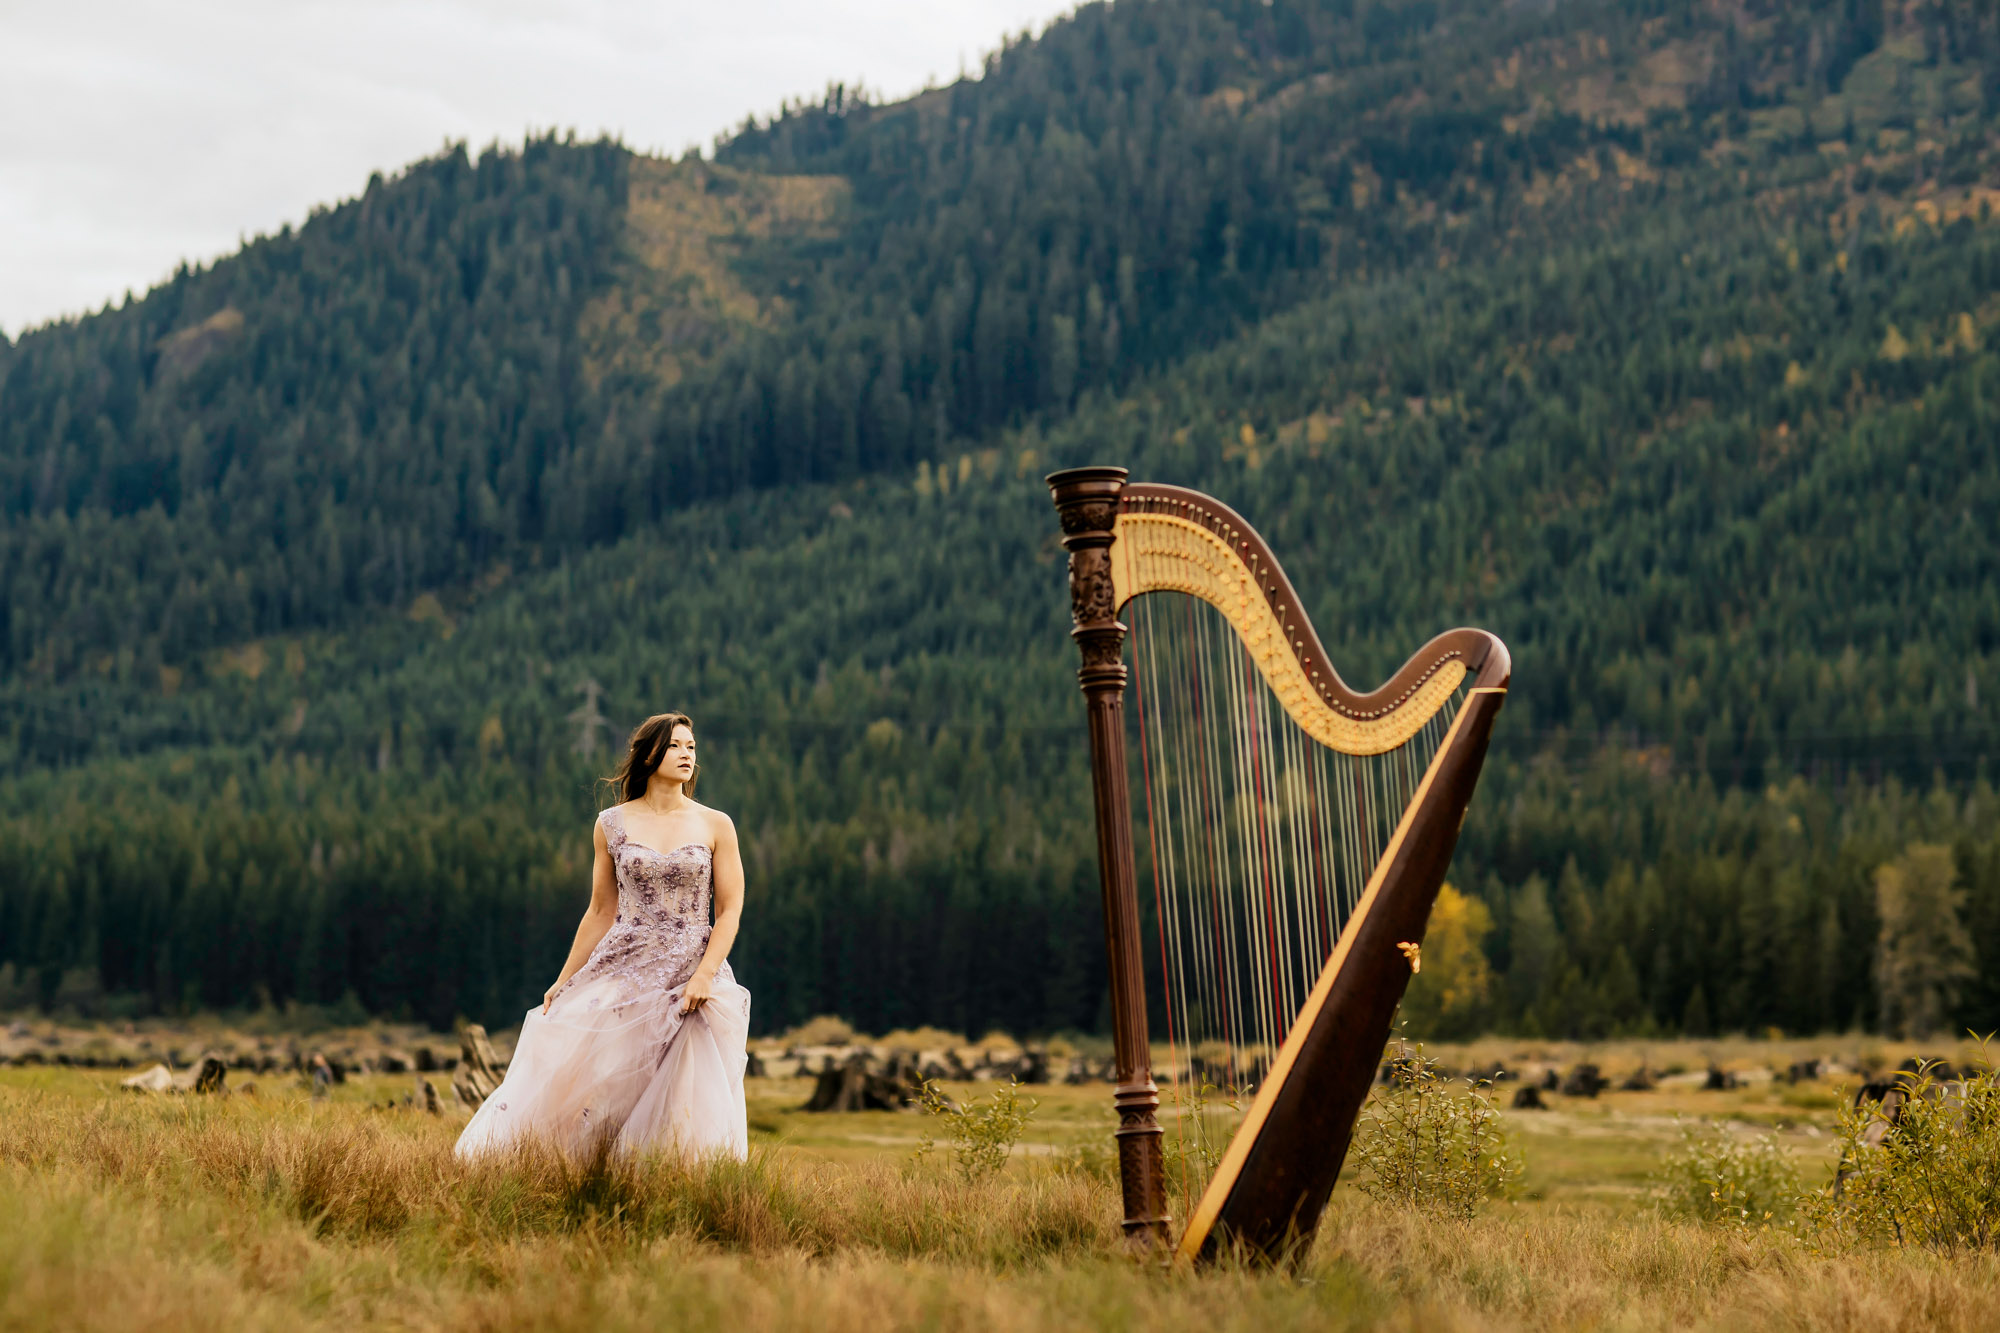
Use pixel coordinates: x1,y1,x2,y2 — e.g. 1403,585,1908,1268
680,813,744,1015
544,819,619,1012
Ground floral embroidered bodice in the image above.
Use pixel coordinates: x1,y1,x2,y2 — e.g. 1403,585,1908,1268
563,807,715,1002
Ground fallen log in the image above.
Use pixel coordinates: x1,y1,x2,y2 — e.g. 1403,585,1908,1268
121,1063,174,1093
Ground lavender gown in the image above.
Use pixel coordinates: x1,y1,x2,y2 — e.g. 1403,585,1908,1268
455,806,751,1160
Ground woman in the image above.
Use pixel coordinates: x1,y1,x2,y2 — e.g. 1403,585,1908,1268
456,712,751,1161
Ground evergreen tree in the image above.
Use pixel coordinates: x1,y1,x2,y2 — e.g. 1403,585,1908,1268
1873,843,1977,1038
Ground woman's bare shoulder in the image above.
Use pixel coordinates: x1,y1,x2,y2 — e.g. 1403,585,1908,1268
694,802,735,836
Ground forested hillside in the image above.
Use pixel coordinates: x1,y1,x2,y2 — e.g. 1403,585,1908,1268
4,0,1999,1040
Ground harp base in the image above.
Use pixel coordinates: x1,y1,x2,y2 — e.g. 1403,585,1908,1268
1113,1078,1170,1251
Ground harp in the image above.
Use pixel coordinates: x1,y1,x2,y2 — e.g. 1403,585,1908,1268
1049,467,1510,1264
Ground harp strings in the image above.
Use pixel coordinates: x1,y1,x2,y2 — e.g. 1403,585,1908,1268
1128,592,1463,1213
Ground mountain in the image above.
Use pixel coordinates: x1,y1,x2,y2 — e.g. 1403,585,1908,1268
3,0,1999,1038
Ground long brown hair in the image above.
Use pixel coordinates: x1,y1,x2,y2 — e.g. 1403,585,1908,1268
603,712,698,802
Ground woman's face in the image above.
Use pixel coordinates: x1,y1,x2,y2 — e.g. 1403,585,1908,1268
660,724,697,786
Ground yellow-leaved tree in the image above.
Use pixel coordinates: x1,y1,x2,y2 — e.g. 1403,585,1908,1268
1399,883,1495,1040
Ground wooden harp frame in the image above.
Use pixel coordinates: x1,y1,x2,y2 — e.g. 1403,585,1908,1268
1049,466,1511,1264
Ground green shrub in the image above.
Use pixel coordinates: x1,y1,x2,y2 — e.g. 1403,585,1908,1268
1349,1044,1519,1220
914,1080,1038,1183
1806,1046,2000,1254
1161,1077,1242,1205
1650,1121,1801,1228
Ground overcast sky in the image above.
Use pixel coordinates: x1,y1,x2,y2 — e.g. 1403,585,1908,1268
0,0,1077,338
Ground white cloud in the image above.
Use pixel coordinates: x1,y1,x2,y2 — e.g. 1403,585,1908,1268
0,0,1074,336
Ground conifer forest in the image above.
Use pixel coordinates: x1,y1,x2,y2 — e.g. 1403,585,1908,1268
4,0,1999,1042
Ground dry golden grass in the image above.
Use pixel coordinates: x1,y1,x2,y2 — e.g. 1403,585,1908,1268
2,1059,1996,1332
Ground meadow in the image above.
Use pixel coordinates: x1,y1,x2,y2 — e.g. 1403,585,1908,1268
3,1034,1996,1332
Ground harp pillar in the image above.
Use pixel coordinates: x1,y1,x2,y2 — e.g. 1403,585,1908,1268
1049,466,1170,1253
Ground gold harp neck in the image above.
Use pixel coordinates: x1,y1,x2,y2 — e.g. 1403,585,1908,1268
1109,484,1495,755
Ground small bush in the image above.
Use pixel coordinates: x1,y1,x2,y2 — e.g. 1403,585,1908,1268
914,1080,1037,1183
1349,1043,1519,1220
1807,1046,2000,1253
1650,1121,1801,1228
1162,1078,1240,1206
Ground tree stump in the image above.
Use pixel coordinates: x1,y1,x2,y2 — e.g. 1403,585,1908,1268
799,1051,920,1112
170,1054,228,1094
452,1025,504,1109
1559,1063,1605,1097
193,1054,228,1094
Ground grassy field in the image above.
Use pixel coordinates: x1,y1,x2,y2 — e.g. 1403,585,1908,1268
2,1037,1995,1332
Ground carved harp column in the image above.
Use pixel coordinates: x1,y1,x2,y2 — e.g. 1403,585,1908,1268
1051,465,1170,1253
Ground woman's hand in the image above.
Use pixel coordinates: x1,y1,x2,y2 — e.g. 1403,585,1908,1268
543,979,565,1014
680,970,715,1016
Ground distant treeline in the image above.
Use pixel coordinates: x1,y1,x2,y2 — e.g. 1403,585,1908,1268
5,745,1998,1041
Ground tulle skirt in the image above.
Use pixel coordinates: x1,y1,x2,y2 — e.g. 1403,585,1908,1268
454,962,750,1162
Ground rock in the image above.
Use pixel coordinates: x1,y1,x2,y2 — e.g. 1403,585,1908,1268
413,1046,438,1072
1620,1067,1656,1092
1511,1085,1548,1110
451,1025,504,1109
121,1063,174,1093
744,1048,767,1078
1786,1059,1821,1084
235,1080,259,1097
1702,1065,1740,1091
